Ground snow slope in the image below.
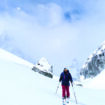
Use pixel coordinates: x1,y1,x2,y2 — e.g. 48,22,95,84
0,49,61,105
0,48,34,68
0,48,105,105
85,69,105,90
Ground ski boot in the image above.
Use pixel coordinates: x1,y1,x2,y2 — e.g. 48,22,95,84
66,97,70,104
62,97,66,105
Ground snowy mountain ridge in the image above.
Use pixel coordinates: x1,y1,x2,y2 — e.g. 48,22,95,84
0,48,34,68
80,41,105,78
32,57,53,78
0,48,53,78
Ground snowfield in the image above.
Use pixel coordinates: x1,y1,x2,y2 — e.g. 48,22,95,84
0,48,105,105
84,69,105,90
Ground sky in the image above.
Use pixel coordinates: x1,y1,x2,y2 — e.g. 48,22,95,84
0,0,105,75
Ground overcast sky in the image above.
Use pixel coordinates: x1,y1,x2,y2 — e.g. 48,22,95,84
0,0,105,75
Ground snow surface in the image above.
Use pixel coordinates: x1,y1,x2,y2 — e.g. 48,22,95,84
84,69,105,90
0,48,105,105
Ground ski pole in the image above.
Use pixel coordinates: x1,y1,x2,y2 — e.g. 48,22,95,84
56,82,60,94
71,83,78,104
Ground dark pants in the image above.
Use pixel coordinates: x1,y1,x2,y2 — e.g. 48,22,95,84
62,85,70,98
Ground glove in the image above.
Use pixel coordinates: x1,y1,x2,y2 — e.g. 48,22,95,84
59,79,61,82
71,83,73,87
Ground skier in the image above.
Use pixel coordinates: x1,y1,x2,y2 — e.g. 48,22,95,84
59,68,73,105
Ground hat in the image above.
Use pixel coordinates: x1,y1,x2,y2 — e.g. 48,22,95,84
64,68,68,70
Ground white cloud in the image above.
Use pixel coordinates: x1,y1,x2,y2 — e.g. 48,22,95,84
0,0,105,75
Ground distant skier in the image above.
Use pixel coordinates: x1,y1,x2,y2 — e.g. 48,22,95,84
59,68,73,104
